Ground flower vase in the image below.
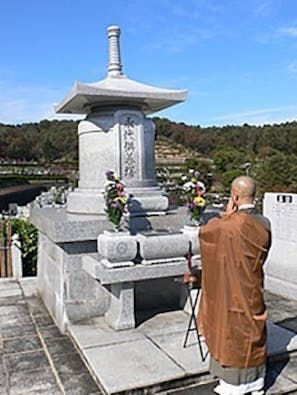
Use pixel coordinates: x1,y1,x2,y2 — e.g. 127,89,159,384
182,221,200,258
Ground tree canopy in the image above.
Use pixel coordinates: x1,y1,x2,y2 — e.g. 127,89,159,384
1,117,296,194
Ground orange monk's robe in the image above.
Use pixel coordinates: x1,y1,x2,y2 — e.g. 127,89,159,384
198,211,271,369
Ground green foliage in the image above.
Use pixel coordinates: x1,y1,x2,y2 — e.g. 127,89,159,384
1,118,297,195
255,150,297,194
10,219,38,276
104,171,127,230
0,120,78,164
221,169,243,192
213,146,244,174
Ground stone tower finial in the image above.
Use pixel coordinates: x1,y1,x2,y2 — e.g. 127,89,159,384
107,25,123,77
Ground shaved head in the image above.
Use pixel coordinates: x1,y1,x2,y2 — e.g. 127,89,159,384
231,176,256,199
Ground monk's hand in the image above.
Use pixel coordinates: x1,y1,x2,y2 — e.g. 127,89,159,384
221,197,237,217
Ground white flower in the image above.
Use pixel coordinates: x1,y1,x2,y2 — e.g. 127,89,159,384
197,181,206,193
181,175,187,181
183,181,195,191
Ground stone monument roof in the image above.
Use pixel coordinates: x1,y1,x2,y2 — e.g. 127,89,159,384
55,26,187,115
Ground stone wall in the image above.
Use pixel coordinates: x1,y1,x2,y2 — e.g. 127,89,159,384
37,232,110,332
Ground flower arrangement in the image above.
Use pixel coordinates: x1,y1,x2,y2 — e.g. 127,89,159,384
104,170,127,230
181,170,206,224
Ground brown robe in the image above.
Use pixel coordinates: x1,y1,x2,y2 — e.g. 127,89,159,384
198,211,271,369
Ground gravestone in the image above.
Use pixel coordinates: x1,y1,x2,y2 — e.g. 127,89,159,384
31,25,193,332
263,192,297,301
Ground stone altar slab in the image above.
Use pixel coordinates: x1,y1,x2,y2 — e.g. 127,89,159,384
83,255,190,284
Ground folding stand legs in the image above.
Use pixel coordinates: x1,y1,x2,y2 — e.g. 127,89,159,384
182,283,206,361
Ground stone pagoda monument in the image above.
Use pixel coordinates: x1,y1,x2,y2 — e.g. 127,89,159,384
31,26,193,333
56,25,187,217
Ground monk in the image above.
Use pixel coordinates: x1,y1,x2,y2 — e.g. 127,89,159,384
198,176,271,395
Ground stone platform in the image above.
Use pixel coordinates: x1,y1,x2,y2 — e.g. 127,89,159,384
68,293,297,394
1,279,297,394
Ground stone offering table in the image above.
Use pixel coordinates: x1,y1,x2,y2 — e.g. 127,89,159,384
83,256,196,330
83,230,200,330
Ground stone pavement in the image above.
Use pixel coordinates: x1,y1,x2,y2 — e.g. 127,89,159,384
0,278,102,395
0,279,297,394
68,290,297,394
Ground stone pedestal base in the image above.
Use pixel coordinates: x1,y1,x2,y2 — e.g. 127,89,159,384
105,282,135,330
67,188,105,215
67,186,169,216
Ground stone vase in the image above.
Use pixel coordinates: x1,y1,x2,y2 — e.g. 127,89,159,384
98,230,137,268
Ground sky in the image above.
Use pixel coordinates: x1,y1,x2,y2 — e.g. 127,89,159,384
1,0,297,127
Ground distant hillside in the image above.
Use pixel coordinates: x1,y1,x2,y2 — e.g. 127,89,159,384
1,117,297,194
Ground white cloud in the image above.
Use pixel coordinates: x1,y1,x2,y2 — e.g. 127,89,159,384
0,82,82,125
278,26,297,37
146,26,220,54
254,1,280,18
255,23,297,45
211,105,297,126
287,61,297,74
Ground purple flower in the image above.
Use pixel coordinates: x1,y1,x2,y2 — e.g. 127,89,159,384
105,170,114,181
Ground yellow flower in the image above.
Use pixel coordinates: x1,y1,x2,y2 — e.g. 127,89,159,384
114,196,127,204
193,196,206,207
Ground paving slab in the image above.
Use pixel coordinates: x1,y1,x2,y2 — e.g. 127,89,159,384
38,324,64,340
0,312,33,328
0,279,102,394
43,337,78,357
0,286,22,298
0,295,24,306
19,277,39,297
3,350,50,372
84,338,185,393
69,309,297,394
51,351,102,395
61,372,102,395
69,316,145,349
266,356,297,394
137,309,188,336
279,355,297,385
0,279,296,394
8,367,62,395
0,323,37,339
3,335,42,354
148,330,209,375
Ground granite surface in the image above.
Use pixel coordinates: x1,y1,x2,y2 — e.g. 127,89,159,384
0,279,296,394
0,278,102,395
68,290,297,394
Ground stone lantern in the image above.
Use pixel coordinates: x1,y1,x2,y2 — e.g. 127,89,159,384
55,25,187,216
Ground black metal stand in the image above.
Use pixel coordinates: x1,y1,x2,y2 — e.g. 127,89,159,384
182,281,206,361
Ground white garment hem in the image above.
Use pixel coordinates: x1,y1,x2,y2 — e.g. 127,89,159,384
213,377,264,395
